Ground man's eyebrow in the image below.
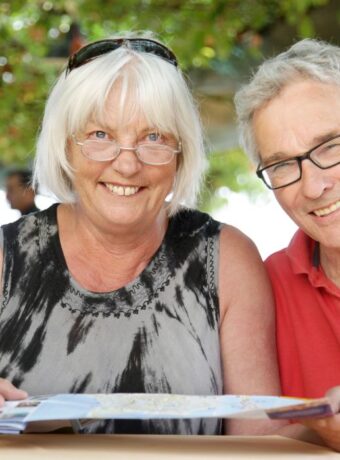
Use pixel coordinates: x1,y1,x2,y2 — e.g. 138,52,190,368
312,130,339,145
260,152,293,166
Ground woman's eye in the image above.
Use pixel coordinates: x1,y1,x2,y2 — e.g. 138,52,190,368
146,132,161,142
89,131,108,141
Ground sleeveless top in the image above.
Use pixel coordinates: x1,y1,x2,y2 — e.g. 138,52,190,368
0,204,223,434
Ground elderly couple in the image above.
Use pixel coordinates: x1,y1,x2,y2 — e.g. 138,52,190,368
0,32,339,449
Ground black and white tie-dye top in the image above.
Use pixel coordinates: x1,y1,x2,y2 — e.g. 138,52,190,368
0,204,223,434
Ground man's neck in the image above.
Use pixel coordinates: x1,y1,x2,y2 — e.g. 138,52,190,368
320,245,340,288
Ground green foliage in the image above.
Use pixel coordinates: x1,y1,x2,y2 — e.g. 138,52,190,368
0,0,334,211
199,148,263,212
281,0,329,36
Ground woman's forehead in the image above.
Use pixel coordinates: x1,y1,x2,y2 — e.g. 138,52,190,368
73,74,178,136
94,94,173,133
84,112,156,133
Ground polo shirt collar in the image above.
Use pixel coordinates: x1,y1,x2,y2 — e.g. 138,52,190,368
287,229,340,295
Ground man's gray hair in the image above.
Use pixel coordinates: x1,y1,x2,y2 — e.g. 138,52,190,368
234,38,340,163
33,36,206,215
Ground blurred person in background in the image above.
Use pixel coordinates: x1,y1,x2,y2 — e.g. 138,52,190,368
5,169,39,215
235,38,340,452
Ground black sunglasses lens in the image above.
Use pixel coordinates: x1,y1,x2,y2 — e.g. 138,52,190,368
68,40,125,71
67,38,177,73
128,40,177,66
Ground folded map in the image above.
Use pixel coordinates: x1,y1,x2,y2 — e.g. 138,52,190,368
0,393,333,434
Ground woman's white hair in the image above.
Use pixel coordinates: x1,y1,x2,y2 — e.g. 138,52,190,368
234,38,340,163
34,35,206,215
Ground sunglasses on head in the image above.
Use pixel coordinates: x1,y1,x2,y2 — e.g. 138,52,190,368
66,38,178,74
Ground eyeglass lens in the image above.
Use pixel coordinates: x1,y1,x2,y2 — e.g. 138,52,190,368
259,134,340,189
80,140,178,165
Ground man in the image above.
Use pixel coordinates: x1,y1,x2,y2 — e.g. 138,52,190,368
234,38,340,451
5,169,38,215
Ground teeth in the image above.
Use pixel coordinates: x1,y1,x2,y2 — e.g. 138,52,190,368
314,200,340,217
105,184,139,196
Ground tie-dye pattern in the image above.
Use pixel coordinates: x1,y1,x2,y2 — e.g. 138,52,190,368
0,204,223,434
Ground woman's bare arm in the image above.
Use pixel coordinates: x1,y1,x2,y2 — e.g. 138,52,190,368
0,243,28,405
218,224,284,435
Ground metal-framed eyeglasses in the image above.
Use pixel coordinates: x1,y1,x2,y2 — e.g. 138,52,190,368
256,134,340,190
72,135,181,166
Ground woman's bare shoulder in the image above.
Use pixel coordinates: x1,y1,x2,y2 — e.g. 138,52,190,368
219,222,262,263
218,223,271,319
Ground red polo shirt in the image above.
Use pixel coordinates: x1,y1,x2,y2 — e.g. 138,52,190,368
265,229,340,398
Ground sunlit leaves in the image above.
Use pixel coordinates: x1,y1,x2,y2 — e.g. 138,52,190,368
0,0,334,210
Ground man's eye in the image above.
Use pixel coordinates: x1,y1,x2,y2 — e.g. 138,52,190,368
321,143,340,153
271,160,296,173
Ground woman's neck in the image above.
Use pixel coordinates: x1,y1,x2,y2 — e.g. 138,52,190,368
56,203,169,292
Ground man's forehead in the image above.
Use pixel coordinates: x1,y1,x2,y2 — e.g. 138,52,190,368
254,79,340,122
253,80,340,164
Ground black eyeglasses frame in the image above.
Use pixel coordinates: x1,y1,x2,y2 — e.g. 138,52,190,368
256,133,340,190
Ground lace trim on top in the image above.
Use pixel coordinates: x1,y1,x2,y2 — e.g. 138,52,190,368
39,205,217,318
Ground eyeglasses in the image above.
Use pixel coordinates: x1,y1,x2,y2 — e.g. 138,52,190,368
256,134,340,190
67,38,178,74
72,135,181,166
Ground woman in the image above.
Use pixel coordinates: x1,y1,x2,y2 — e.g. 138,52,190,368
0,34,280,435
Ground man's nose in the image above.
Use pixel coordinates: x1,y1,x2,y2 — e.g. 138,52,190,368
299,159,334,199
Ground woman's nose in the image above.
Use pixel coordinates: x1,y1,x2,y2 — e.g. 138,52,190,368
110,147,142,176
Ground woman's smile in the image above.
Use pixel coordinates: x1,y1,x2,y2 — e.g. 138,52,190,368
103,183,141,197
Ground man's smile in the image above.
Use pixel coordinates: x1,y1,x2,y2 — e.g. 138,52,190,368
312,200,340,217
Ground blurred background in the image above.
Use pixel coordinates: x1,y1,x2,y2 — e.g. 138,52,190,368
1,0,340,257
